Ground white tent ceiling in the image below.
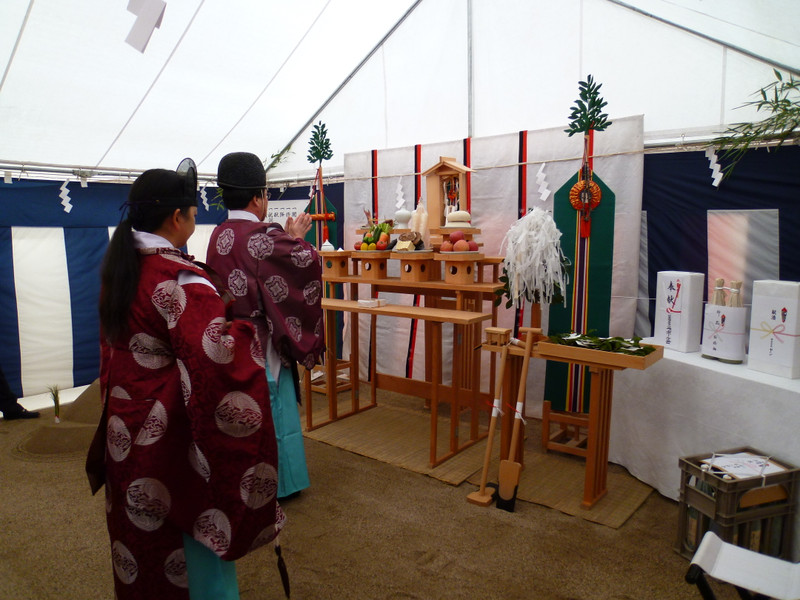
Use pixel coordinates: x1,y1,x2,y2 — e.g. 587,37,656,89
1,0,798,185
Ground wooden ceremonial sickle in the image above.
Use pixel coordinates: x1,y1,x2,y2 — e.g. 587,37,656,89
467,329,512,507
496,326,540,512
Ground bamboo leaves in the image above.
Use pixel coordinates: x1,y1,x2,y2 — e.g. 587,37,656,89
711,69,800,179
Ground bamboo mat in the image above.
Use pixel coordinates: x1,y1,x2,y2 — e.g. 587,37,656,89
303,386,651,528
303,403,491,485
479,448,653,529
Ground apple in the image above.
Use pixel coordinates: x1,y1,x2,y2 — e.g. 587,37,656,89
449,230,465,243
440,240,454,252
467,240,479,251
453,239,470,252
376,239,388,251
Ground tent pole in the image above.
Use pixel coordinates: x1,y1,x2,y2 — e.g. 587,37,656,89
268,0,426,174
606,0,800,76
467,0,474,139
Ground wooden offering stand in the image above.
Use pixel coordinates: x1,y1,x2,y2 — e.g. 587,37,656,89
482,336,663,508
391,251,439,282
314,245,506,467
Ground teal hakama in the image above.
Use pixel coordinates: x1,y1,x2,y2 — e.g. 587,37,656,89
267,363,310,498
183,534,239,600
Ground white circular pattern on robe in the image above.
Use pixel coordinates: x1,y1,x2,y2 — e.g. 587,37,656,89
107,415,132,462
285,316,302,342
247,233,274,259
194,509,232,557
112,540,138,584
290,245,314,268
189,442,211,482
240,462,278,509
167,285,188,329
177,359,191,405
216,228,235,255
215,392,262,437
227,268,248,297
303,280,321,305
202,317,235,365
151,279,186,328
250,336,265,368
126,477,171,531
264,275,289,303
134,401,167,446
129,333,174,369
164,548,189,589
314,317,323,338
111,386,131,400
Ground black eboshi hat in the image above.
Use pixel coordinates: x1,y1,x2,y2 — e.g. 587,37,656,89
128,158,198,208
217,152,267,189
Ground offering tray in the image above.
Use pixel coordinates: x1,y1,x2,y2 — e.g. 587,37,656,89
534,341,664,370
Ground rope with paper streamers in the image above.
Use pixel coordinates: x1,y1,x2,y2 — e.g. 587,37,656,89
497,207,569,308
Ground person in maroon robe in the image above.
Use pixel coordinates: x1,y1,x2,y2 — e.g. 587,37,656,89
207,152,324,498
95,161,284,600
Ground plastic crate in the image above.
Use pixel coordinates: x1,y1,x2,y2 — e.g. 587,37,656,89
675,447,799,560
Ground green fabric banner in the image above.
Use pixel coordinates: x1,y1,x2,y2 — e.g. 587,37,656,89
544,172,615,413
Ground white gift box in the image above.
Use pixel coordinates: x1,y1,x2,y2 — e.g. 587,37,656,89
653,271,705,352
701,305,748,363
748,280,800,379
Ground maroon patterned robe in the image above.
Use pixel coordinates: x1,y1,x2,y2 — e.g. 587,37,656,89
206,219,324,370
100,248,284,600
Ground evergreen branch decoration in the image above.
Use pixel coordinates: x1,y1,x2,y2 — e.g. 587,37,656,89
711,69,800,179
564,74,612,136
307,121,333,166
548,332,655,356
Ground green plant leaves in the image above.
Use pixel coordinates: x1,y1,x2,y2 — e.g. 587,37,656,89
307,121,333,165
548,332,655,356
564,74,612,136
711,69,800,179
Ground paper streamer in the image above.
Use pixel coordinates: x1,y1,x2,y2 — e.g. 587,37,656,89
59,181,73,213
125,0,166,53
536,163,551,202
705,147,722,188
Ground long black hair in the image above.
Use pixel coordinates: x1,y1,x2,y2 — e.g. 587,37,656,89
99,166,197,343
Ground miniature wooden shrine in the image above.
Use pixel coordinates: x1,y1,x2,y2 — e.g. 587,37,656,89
421,156,473,228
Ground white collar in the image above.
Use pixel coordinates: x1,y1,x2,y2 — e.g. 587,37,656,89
133,230,174,249
228,209,262,223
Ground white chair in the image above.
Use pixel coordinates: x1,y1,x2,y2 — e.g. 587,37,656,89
686,531,800,600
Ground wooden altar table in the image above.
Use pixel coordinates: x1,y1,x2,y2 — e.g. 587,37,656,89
306,298,493,467
482,339,663,508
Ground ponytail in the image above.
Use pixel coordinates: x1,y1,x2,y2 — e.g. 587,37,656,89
99,219,139,343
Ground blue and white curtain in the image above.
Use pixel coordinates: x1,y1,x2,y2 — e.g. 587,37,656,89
0,179,225,397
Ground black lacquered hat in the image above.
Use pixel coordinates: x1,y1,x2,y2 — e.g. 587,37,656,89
217,152,267,189
128,158,198,208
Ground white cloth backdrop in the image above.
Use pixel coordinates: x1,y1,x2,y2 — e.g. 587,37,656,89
342,117,644,416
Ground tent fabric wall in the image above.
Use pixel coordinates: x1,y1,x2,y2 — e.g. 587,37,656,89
2,1,796,184
638,145,800,337
0,177,343,397
0,180,227,397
